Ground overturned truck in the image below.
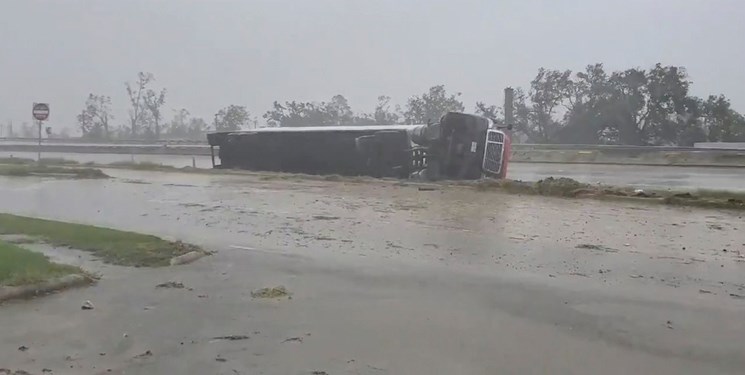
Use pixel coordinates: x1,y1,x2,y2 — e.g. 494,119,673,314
207,112,510,181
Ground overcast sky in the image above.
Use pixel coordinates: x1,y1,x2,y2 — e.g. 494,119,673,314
1,0,743,132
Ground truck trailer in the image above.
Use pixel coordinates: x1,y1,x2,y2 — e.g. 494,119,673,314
207,111,510,181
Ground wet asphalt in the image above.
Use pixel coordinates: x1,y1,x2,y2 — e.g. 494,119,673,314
0,170,744,374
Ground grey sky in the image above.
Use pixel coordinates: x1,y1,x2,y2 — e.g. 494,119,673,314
1,0,743,133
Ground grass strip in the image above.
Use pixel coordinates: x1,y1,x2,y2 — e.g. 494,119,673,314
0,240,81,287
0,164,108,179
0,214,200,267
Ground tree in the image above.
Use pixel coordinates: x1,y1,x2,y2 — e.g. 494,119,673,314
214,105,251,131
373,95,401,124
166,108,190,137
186,118,209,139
166,108,207,140
475,102,499,121
76,94,114,140
143,87,167,139
702,95,745,142
264,101,306,127
506,63,715,145
325,95,354,125
555,64,612,144
125,72,154,137
527,69,573,143
403,85,464,124
263,95,360,127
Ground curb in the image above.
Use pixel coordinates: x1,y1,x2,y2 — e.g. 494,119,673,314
0,274,93,304
170,250,209,266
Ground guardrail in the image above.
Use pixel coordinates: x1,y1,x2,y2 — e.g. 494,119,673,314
0,137,206,145
1,140,744,168
2,138,744,153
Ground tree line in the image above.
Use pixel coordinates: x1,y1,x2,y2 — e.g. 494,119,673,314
499,63,745,145
77,64,745,145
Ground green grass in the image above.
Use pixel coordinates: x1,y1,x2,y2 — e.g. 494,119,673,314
0,214,201,267
0,164,108,179
0,240,81,287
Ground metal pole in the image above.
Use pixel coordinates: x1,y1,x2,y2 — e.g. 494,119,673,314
504,87,515,128
37,120,42,161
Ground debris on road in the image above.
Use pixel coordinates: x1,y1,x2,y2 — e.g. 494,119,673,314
575,244,618,253
666,320,674,329
729,293,745,299
312,215,340,221
633,189,653,197
212,335,250,341
0,370,32,375
215,356,227,362
251,285,290,299
282,336,304,343
699,289,713,294
17,346,28,352
133,350,152,359
169,249,208,266
156,281,185,289
673,192,694,199
81,300,94,310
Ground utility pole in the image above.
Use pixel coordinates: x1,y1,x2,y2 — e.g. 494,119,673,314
504,87,515,129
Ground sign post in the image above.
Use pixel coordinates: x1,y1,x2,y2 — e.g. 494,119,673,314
32,103,50,161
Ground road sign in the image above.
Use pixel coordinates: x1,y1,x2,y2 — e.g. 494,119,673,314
33,103,50,121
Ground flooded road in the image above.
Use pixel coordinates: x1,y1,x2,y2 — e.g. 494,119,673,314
4,150,743,192
0,170,744,374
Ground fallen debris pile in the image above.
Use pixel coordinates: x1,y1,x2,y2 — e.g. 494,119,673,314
251,285,290,299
